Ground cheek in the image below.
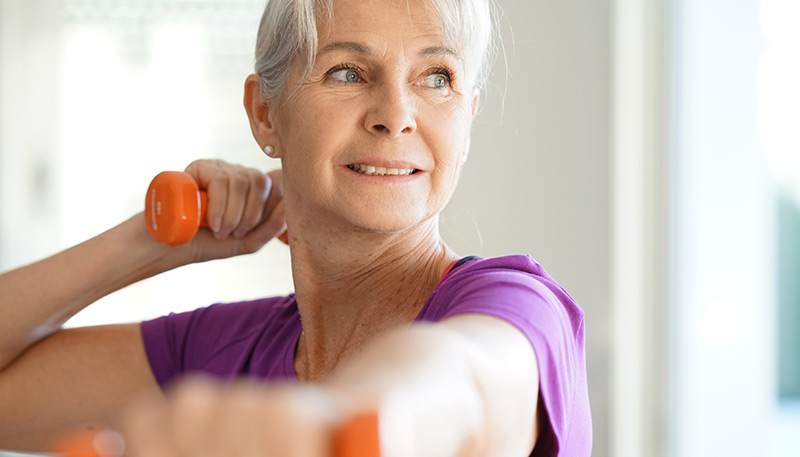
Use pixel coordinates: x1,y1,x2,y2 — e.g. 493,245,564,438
421,104,473,211
282,94,365,151
276,97,344,171
427,103,473,169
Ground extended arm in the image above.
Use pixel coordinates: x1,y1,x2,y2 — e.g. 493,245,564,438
122,314,540,457
329,315,540,457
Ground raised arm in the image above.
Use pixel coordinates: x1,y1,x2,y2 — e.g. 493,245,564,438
0,161,286,451
0,214,180,372
0,215,179,450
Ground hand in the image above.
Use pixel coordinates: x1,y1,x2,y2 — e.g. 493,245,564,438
121,378,346,457
181,159,286,263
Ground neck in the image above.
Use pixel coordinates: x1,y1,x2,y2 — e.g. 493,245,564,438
287,214,459,382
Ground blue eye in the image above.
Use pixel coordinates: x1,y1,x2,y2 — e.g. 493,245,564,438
423,73,449,88
330,68,361,83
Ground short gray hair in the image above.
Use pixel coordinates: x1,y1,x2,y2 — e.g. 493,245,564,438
254,0,496,101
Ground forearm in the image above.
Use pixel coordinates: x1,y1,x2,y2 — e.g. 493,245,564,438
326,324,488,457
115,319,537,457
327,317,539,457
0,213,189,371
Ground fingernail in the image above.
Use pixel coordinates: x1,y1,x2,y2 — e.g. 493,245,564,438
233,228,249,239
212,216,222,232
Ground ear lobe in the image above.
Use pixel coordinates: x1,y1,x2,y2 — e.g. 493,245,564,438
471,89,480,117
244,74,282,156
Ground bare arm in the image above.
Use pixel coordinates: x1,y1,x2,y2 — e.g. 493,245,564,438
328,315,540,457
0,215,180,449
122,314,540,457
0,323,160,450
0,214,184,372
0,162,286,451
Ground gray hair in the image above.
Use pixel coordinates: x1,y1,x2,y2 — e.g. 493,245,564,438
254,0,496,101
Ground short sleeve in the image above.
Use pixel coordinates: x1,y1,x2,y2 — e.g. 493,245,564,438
140,296,301,389
419,255,592,456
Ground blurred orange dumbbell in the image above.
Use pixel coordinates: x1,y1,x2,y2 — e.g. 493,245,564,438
144,171,288,246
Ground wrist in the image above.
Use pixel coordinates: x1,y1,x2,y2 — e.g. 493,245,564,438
110,213,195,277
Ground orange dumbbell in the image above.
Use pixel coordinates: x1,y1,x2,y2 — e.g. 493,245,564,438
144,171,288,247
52,412,380,457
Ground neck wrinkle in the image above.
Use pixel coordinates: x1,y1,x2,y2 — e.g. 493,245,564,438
288,216,459,382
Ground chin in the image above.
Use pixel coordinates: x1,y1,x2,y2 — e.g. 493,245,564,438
339,203,434,235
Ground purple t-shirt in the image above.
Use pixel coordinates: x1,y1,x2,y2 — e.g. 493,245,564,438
140,255,591,456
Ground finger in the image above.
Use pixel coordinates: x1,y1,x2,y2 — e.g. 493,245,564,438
244,386,333,457
186,160,228,234
121,396,177,457
233,170,271,239
217,168,251,240
241,198,287,254
213,383,270,457
168,378,222,457
264,169,283,215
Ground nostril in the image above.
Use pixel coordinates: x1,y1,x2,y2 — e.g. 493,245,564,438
373,124,387,132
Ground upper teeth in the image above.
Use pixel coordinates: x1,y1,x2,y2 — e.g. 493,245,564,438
348,164,416,176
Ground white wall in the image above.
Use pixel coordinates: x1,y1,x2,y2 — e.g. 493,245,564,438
445,1,611,455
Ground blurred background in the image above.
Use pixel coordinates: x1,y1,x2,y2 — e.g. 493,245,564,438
0,0,798,456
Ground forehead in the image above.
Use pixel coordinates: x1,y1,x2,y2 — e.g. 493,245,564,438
319,0,446,45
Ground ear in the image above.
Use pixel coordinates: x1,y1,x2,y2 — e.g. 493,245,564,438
461,88,480,164
244,74,283,158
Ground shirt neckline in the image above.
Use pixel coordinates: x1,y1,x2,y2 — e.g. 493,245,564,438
287,256,478,381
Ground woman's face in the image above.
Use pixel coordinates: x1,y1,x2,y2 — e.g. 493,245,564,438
272,0,478,234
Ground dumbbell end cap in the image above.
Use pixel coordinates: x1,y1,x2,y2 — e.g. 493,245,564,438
144,171,202,246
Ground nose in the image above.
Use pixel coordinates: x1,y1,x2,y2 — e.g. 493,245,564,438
363,81,417,137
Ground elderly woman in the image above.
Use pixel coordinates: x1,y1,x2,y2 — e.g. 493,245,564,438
0,0,590,455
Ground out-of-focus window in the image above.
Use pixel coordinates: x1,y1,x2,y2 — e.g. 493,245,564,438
672,0,800,456
759,0,800,449
777,193,800,399
759,0,800,404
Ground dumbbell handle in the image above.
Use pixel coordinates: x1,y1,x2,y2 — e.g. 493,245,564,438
52,412,380,457
145,171,287,246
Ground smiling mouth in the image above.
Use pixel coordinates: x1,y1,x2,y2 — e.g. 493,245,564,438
346,163,420,176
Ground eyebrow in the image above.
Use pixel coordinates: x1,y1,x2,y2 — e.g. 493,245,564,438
419,45,462,61
318,41,462,61
319,41,373,56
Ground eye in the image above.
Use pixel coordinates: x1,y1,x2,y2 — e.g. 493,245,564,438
329,67,362,83
422,71,451,89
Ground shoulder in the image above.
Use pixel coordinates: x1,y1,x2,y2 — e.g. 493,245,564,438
420,255,584,338
141,294,301,386
194,295,299,327
423,256,592,454
143,295,298,341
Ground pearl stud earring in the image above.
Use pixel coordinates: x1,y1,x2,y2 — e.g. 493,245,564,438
263,145,275,157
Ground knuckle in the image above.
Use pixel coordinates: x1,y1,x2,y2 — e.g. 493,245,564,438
247,168,267,182
231,172,250,193
242,213,260,229
251,173,270,197
209,172,230,190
